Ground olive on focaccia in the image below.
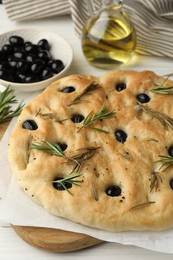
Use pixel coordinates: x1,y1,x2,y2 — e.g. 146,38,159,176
8,70,173,232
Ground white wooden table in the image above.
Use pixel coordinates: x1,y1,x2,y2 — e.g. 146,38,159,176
0,4,173,260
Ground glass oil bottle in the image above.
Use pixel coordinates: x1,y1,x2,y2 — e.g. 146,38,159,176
81,0,137,69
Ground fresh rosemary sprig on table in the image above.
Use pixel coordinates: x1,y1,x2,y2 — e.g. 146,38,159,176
155,155,173,172
68,82,100,106
77,103,115,133
0,86,24,123
53,173,83,195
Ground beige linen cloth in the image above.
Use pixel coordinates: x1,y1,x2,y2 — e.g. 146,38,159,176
2,0,173,58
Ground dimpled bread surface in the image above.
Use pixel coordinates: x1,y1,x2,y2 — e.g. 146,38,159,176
8,70,173,232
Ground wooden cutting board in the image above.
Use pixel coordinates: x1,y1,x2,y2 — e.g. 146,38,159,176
0,121,102,252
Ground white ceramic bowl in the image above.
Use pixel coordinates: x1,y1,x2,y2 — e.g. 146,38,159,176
0,28,73,92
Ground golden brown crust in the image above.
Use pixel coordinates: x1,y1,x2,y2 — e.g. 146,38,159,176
8,70,173,231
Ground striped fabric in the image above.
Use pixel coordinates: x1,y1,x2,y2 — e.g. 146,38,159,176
2,0,173,58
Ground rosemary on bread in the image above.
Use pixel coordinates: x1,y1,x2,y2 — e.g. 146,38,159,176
150,74,173,95
78,103,115,133
137,103,173,130
150,86,173,95
31,141,65,157
68,82,100,106
31,142,99,195
150,171,162,192
155,155,173,172
52,173,83,195
31,141,100,174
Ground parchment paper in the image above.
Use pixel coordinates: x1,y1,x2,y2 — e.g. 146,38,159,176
0,94,173,254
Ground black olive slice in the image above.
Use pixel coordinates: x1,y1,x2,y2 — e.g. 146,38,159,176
115,82,126,92
53,177,72,191
105,185,121,197
168,146,173,157
115,129,127,143
61,86,75,93
136,93,150,103
22,120,38,130
71,114,84,123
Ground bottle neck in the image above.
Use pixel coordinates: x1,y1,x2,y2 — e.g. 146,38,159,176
87,0,123,18
102,0,123,8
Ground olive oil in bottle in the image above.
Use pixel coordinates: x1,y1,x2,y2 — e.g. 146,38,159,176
81,1,136,69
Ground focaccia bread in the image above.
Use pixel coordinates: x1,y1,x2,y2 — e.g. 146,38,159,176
8,70,173,232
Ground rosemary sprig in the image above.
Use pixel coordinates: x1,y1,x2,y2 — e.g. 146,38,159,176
150,75,173,95
150,86,173,95
68,82,100,106
31,141,99,173
31,141,80,166
36,109,68,123
155,155,173,172
31,141,65,157
150,75,169,87
137,103,173,130
52,173,83,195
0,86,24,123
70,146,100,173
37,112,59,120
150,171,162,192
77,103,115,133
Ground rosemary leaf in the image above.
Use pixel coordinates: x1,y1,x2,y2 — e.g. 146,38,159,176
0,87,24,123
52,173,82,195
69,82,100,106
155,155,173,171
92,184,99,201
130,201,155,210
150,75,173,95
78,103,115,133
25,135,33,165
150,86,173,95
31,141,64,157
88,126,109,134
